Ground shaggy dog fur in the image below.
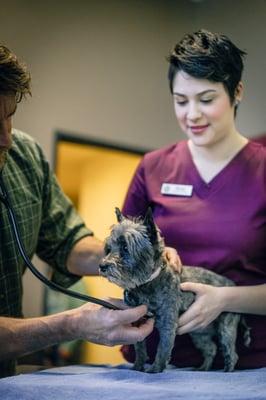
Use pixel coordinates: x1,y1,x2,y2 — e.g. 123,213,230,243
99,208,250,373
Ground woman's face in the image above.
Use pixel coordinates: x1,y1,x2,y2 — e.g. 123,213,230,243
172,71,242,148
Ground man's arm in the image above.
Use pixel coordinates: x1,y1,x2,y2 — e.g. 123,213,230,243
66,235,104,276
66,237,182,276
0,303,154,362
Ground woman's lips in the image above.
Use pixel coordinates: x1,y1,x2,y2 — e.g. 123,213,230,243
188,124,209,134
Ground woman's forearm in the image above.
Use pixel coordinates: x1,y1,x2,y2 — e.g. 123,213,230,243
220,284,266,315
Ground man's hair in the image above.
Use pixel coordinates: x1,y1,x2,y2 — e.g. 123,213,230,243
167,29,246,105
0,45,31,102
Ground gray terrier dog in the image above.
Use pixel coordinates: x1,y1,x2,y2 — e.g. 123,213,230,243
99,208,250,373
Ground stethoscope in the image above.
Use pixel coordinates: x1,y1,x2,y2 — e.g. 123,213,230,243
0,171,120,311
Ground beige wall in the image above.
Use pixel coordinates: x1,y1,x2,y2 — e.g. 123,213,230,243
2,0,265,165
0,0,264,316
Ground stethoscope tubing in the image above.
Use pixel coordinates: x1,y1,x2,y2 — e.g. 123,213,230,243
0,173,120,311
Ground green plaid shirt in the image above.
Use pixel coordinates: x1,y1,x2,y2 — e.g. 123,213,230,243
0,129,92,377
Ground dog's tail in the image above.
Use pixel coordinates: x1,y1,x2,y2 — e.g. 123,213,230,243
240,317,251,347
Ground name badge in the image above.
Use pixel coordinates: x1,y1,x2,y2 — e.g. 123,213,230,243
161,183,193,197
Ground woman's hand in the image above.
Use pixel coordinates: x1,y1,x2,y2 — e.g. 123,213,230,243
164,247,182,273
177,282,224,335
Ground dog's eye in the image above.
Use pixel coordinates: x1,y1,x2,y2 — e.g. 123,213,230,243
104,244,111,255
121,242,128,253
118,236,128,254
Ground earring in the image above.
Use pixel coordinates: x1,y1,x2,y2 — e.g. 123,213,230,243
234,99,240,107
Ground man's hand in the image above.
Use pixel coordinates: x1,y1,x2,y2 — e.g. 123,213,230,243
0,302,154,362
163,247,182,273
68,302,154,346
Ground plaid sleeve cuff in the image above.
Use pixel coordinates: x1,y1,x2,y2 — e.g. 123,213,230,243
50,228,93,288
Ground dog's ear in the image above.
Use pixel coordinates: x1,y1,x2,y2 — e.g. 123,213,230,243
143,207,157,244
115,207,124,223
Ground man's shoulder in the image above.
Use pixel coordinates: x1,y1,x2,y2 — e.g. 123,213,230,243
11,129,44,160
7,129,48,179
12,129,39,148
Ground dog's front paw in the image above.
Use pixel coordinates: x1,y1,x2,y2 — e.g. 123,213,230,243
132,362,145,372
145,363,165,373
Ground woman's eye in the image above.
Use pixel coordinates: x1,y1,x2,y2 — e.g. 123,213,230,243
175,100,187,106
201,98,213,104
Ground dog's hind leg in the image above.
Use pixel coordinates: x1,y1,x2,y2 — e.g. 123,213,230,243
217,314,239,372
190,332,217,371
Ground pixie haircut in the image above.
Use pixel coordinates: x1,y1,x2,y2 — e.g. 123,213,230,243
0,45,31,102
168,29,246,105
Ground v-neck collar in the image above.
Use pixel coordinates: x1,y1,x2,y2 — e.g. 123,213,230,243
181,140,253,198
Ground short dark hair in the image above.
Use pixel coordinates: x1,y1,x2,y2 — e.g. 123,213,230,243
0,45,31,102
167,29,246,105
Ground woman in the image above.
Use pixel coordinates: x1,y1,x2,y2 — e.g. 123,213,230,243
121,29,266,369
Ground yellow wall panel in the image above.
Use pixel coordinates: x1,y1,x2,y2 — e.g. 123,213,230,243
55,139,143,364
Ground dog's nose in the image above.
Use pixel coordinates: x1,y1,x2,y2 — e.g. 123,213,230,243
99,263,109,273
